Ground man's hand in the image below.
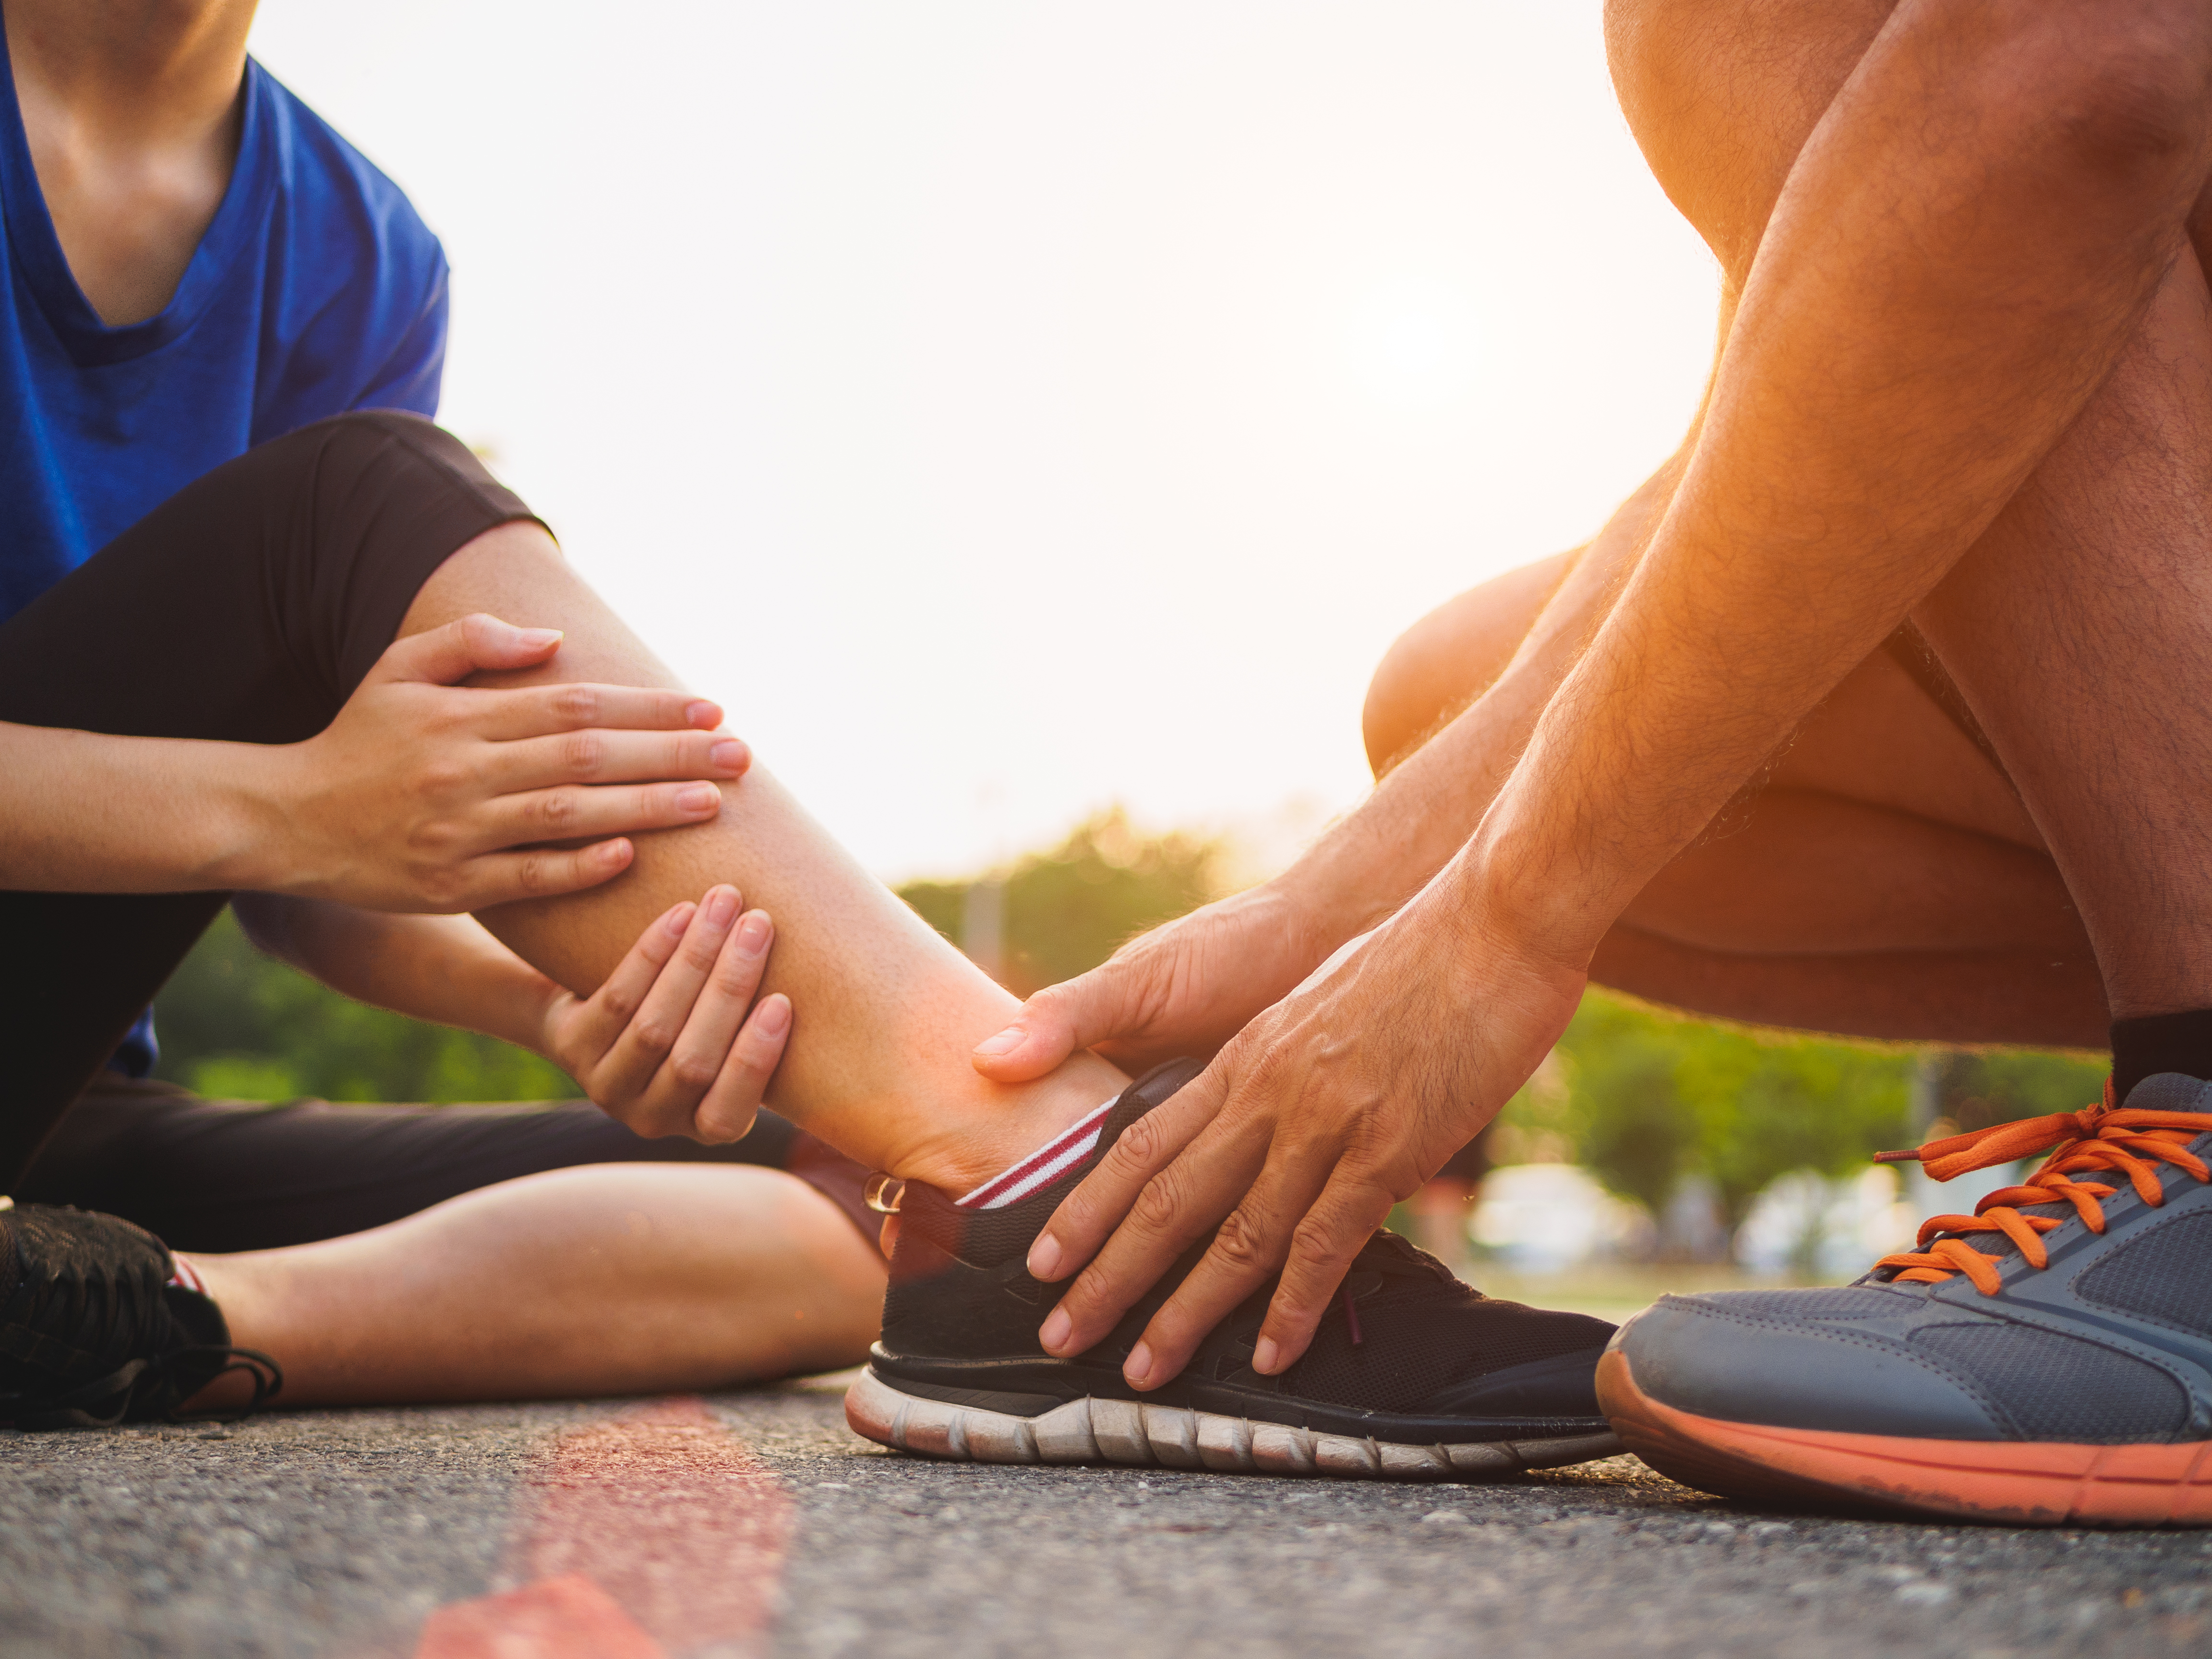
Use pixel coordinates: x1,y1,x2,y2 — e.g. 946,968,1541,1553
1022,880,1583,1389
971,883,1330,1083
264,613,748,911
539,884,790,1142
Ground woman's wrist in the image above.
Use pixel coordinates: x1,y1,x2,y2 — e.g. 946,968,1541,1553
201,740,298,893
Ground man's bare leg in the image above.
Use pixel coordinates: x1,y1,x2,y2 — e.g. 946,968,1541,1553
1360,0,2212,1055
399,535,1129,1195
185,1165,885,1405
1368,560,2105,1046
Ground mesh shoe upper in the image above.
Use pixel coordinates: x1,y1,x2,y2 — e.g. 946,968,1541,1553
0,1201,278,1430
1610,1073,2212,1444
880,1060,1616,1422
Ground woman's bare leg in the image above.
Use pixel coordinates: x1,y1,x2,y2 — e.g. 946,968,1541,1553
186,1165,885,1406
401,531,1130,1195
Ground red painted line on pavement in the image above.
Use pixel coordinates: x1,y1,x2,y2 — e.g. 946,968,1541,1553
412,1397,793,1659
416,1576,663,1659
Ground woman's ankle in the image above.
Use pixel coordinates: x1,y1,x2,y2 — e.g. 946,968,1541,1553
883,1051,1132,1196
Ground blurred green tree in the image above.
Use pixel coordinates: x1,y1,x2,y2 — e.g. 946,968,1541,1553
1933,1048,2106,1130
898,808,1224,998
153,908,575,1103
1494,989,2095,1260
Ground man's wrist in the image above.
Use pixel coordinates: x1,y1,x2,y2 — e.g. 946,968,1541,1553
1268,842,1402,960
1447,795,1626,977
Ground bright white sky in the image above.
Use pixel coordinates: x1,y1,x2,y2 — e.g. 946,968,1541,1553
251,0,1717,882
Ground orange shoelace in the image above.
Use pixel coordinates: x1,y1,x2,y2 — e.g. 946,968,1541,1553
1870,1080,2212,1296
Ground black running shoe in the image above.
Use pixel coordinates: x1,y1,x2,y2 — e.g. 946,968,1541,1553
845,1061,1622,1480
1599,1073,2212,1526
0,1198,281,1431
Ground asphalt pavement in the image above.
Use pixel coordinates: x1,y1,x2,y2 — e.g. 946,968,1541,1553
3,1370,2208,1659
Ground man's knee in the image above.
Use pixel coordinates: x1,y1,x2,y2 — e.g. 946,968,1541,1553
1361,552,1572,777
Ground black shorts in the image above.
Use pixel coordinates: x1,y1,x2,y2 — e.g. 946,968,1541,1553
14,1078,874,1253
0,411,873,1249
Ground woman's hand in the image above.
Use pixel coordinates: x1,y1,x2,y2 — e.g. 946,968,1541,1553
259,613,748,912
539,885,791,1142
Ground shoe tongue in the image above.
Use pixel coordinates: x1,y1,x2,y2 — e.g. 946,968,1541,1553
2121,1072,2212,1112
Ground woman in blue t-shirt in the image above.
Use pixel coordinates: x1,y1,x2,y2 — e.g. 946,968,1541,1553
0,0,1119,1422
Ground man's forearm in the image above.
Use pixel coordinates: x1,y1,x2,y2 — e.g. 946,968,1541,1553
1275,457,1683,945
0,721,281,890
1460,1,2212,962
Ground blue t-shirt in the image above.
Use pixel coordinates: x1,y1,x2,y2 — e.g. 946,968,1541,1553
1,37,449,1075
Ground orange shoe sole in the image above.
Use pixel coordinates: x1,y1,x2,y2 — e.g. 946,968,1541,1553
1597,1349,2212,1527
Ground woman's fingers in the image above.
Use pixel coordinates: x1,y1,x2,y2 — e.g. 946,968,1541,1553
691,991,792,1143
477,780,727,851
457,839,636,909
594,886,744,1105
371,613,564,688
471,681,725,742
655,909,775,1130
482,727,748,795
560,901,697,1067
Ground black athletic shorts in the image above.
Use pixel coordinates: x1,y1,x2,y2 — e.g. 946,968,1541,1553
14,1078,874,1253
0,411,873,1249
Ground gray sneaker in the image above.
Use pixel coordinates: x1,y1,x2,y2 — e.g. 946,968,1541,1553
1598,1073,2212,1526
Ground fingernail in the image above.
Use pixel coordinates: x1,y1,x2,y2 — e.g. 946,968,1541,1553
710,738,748,773
517,627,563,649
755,994,791,1036
1125,1341,1153,1388
1026,1233,1062,1279
974,1025,1024,1059
685,699,722,728
601,839,631,864
664,902,696,936
1252,1336,1280,1375
676,783,718,812
705,887,739,926
735,913,771,955
1038,1307,1071,1352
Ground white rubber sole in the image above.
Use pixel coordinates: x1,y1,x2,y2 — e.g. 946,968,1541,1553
845,1369,1623,1481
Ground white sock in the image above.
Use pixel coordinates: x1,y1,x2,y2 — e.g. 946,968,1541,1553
167,1254,206,1295
956,1096,1122,1209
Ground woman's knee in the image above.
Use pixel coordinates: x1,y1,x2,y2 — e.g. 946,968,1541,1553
1362,552,1574,776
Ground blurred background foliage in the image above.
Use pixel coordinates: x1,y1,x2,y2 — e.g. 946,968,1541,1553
898,809,1222,998
153,908,577,1105
154,809,2106,1255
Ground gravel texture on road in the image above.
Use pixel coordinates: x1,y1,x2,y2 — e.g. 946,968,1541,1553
4,1372,2208,1659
